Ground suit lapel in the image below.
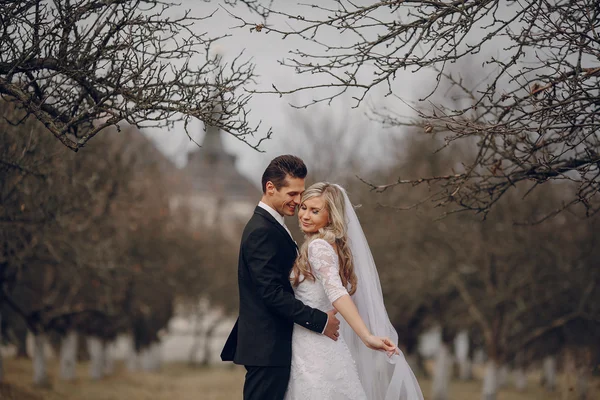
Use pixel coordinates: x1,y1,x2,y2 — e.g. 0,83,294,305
254,206,298,250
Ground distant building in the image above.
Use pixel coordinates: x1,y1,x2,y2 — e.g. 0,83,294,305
171,124,260,240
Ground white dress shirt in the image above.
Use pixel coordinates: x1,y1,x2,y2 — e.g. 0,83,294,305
258,201,293,239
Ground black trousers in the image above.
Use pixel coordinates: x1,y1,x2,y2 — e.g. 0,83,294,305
243,365,291,400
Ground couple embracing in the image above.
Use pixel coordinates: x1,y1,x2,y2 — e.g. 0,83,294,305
221,155,423,400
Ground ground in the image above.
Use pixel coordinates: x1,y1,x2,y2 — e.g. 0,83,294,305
1,358,598,400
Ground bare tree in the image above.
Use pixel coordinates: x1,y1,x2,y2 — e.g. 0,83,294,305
0,0,270,151
0,99,180,382
350,130,600,399
231,0,600,220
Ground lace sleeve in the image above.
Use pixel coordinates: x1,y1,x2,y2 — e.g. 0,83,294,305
308,239,349,304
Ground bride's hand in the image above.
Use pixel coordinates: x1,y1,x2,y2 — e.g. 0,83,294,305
363,335,400,356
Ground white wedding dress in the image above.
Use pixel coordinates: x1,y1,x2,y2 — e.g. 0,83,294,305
285,238,367,400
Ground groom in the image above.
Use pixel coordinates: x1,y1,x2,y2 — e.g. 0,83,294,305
221,155,340,400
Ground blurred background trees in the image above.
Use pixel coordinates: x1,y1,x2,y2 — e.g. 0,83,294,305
0,98,240,385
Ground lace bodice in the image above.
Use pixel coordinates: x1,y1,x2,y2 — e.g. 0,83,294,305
286,238,366,400
291,239,349,312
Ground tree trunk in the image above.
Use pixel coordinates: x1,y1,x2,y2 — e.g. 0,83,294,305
140,346,151,371
202,316,225,366
543,355,557,392
188,313,202,365
127,350,139,371
455,330,472,380
498,364,509,388
432,342,452,400
482,360,498,400
59,331,78,381
87,336,105,380
152,342,162,370
76,333,89,361
125,334,139,371
473,347,487,365
140,342,161,372
514,352,527,391
33,333,49,387
15,326,29,358
514,367,527,391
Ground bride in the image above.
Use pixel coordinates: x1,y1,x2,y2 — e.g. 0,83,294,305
285,183,423,400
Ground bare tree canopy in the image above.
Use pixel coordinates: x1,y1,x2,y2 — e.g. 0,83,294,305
234,0,600,220
0,0,269,151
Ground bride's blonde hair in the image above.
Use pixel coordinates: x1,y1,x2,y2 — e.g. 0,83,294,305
291,183,357,295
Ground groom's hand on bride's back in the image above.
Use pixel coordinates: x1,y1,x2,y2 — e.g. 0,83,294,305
323,309,341,341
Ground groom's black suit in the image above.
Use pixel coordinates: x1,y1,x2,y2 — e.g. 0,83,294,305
221,206,328,400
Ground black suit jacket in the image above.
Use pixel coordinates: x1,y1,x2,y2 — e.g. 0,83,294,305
220,206,328,366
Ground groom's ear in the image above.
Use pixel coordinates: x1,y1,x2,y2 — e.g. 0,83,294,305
265,181,275,195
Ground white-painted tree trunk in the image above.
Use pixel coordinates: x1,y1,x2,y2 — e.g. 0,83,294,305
127,351,139,371
140,342,161,372
139,346,151,371
153,342,162,370
481,360,498,400
124,335,139,371
33,333,49,387
454,331,472,380
432,343,452,400
59,331,78,381
542,356,557,391
498,364,509,388
87,336,105,380
188,314,202,365
514,367,527,391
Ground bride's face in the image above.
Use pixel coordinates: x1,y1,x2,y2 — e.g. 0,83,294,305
298,196,330,234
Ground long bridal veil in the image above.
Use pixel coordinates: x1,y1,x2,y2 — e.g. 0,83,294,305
333,184,424,400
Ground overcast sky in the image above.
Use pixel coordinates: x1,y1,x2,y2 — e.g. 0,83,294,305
142,1,442,187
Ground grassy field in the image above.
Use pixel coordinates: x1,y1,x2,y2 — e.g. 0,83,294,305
1,357,597,400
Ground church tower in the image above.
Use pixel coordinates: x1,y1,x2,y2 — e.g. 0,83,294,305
183,124,257,203
179,109,259,236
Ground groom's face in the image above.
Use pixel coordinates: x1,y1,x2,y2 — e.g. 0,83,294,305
267,175,305,217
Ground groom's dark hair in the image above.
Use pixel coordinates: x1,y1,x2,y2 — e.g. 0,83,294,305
261,155,307,193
